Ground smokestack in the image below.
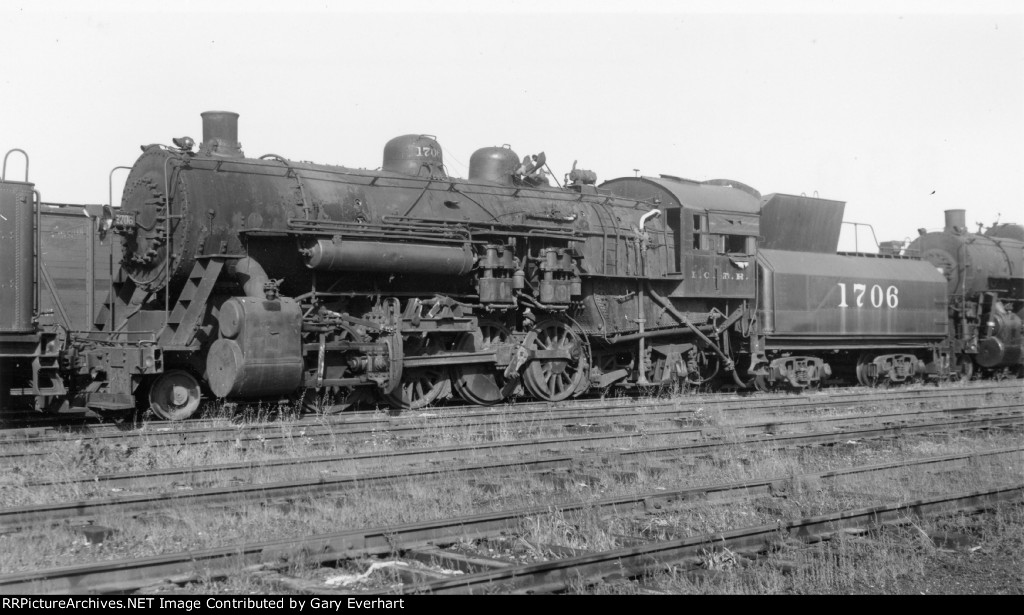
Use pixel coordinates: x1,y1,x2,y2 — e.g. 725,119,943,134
944,209,966,234
200,111,243,157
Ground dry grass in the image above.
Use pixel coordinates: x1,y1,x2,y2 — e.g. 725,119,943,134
632,503,1024,594
1,384,1021,593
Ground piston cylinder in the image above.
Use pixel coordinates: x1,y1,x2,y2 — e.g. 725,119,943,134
0,178,35,332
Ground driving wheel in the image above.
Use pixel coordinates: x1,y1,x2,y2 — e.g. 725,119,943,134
522,319,586,402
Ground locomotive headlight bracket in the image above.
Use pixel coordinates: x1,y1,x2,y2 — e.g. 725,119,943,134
98,205,115,240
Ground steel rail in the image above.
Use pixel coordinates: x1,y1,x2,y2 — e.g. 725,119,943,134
3,380,1018,447
3,379,1018,439
2,413,1020,531
399,483,1024,594
19,403,1022,489
1,446,1019,594
4,389,1017,466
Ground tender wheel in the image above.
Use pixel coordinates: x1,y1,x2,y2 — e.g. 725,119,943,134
753,374,774,392
522,319,587,402
387,335,451,410
685,348,719,386
451,321,513,405
149,370,202,421
856,353,882,387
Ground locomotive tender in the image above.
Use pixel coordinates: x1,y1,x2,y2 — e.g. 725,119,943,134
1,111,1021,420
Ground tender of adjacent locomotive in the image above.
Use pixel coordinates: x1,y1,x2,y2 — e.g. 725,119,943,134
1,111,1019,420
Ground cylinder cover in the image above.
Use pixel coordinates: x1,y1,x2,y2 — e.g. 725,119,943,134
206,297,303,398
977,311,1023,368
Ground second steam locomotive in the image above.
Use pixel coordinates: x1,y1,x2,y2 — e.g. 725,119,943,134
2,111,1021,420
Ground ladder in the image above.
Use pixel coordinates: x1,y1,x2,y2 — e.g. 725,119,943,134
93,267,151,334
162,257,227,347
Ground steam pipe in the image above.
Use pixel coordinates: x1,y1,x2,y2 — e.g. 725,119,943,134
639,209,661,228
637,283,648,385
230,257,270,298
635,209,662,385
86,212,94,329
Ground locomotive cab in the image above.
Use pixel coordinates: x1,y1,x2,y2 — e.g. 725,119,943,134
599,174,760,298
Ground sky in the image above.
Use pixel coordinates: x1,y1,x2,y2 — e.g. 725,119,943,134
1,0,1021,251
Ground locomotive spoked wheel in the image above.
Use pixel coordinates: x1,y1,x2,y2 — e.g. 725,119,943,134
304,326,376,413
386,335,452,410
451,321,513,405
148,370,202,421
522,319,586,403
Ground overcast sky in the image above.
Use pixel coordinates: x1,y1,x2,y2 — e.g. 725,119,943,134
2,0,1021,251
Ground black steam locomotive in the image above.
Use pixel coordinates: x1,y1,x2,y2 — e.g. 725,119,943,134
1,112,1021,420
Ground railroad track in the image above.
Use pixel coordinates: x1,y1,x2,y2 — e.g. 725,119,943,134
2,446,1019,594
4,389,1018,474
12,401,1021,492
3,381,1018,444
3,382,1018,462
3,410,1020,530
398,483,1024,594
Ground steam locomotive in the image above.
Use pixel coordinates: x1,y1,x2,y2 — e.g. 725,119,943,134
1,111,1021,420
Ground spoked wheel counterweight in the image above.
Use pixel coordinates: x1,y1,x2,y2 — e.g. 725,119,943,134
451,320,514,405
386,335,452,410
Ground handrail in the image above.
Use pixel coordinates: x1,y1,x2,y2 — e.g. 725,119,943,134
2,148,29,182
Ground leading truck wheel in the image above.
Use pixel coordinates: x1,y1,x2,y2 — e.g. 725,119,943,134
951,355,975,382
149,370,202,421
